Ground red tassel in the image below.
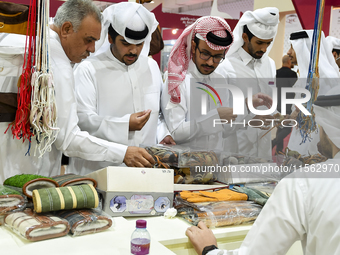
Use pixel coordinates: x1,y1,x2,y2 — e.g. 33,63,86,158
6,0,37,143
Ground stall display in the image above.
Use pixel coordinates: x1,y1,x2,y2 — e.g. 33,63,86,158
32,184,99,213
231,186,269,206
87,167,174,217
3,174,59,198
0,185,27,225
175,196,262,228
179,189,247,203
282,148,328,169
52,173,97,188
143,144,219,184
53,209,112,236
0,185,26,213
4,208,70,241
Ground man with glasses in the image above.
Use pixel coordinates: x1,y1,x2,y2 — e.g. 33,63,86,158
161,16,272,151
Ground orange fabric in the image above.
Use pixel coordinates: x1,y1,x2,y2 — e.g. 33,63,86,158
180,189,248,203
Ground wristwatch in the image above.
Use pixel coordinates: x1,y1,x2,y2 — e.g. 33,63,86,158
202,244,218,255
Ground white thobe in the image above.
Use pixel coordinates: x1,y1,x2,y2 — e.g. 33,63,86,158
287,73,339,156
216,47,276,159
208,152,340,255
161,61,252,152
70,48,169,175
0,30,127,183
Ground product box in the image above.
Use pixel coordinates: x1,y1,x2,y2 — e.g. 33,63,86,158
86,167,174,217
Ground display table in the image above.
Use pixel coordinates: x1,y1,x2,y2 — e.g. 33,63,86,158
0,215,303,255
125,216,303,255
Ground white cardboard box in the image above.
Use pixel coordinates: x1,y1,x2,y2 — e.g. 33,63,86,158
86,167,174,217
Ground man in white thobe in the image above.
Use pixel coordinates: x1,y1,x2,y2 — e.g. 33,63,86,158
287,30,340,156
325,35,340,70
161,16,273,153
0,0,154,183
216,7,280,159
70,2,172,175
186,86,340,255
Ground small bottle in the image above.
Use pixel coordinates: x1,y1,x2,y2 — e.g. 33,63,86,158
131,220,151,255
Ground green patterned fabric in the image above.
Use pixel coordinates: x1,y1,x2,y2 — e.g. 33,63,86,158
3,174,54,188
0,185,21,196
32,184,99,213
232,186,269,206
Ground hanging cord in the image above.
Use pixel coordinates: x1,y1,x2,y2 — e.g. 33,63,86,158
296,0,325,144
5,0,37,152
30,0,59,157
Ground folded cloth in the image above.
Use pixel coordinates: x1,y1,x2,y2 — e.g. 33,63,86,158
3,174,59,198
0,185,25,214
4,208,70,241
180,189,248,203
32,184,99,213
177,201,262,227
52,174,97,188
54,209,112,236
232,186,269,206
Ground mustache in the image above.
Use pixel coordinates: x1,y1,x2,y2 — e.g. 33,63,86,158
125,54,137,58
201,64,214,68
256,51,265,55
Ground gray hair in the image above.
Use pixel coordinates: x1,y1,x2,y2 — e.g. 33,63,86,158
53,0,102,32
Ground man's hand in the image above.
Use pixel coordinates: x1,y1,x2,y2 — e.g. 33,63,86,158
248,93,273,109
123,147,155,167
159,135,176,145
251,114,276,129
217,107,237,122
289,108,300,120
185,221,217,255
129,110,151,131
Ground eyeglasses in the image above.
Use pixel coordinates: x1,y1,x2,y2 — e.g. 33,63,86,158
196,47,225,63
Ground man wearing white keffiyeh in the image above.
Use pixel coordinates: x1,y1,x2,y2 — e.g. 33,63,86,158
286,30,340,156
325,35,340,70
161,16,273,151
186,86,340,255
70,2,173,174
216,7,280,160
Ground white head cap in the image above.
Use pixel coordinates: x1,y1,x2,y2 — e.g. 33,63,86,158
95,2,158,56
313,86,340,149
227,7,279,57
289,30,340,95
325,36,340,51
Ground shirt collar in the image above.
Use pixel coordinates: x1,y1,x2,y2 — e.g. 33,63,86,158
238,46,262,65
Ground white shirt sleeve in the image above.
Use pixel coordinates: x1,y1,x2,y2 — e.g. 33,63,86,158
74,61,130,145
208,178,307,255
160,76,224,144
50,42,127,164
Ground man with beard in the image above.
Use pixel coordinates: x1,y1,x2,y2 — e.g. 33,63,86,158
216,7,279,159
325,36,340,70
286,30,339,156
186,86,340,255
161,16,273,152
70,2,173,175
0,0,155,183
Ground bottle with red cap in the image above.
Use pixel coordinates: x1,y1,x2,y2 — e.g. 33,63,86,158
131,220,150,255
